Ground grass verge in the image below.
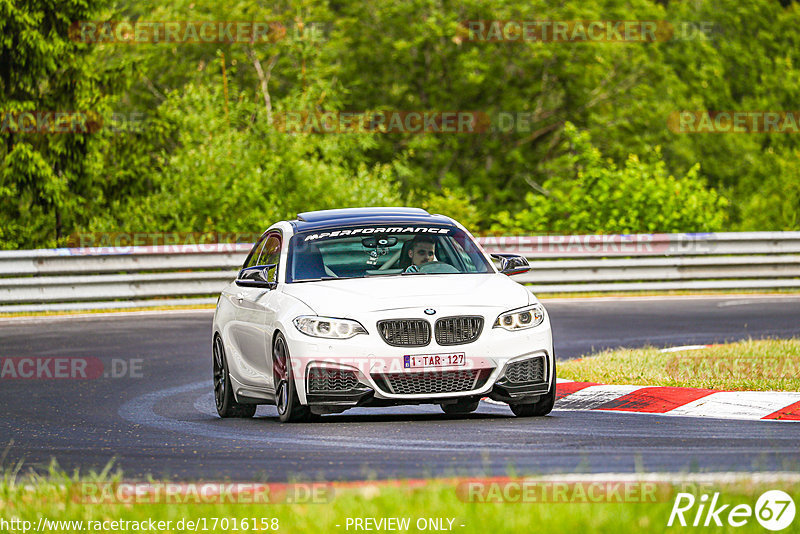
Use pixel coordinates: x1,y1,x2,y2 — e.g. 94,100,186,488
1,466,798,534
0,304,215,319
559,338,800,391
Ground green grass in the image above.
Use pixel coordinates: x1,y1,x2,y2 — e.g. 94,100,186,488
2,465,799,534
560,338,800,391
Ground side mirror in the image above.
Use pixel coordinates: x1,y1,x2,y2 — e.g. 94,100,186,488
490,253,531,276
236,264,277,289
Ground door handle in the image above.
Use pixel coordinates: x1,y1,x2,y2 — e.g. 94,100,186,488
236,292,245,303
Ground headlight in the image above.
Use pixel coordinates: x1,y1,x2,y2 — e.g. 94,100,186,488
293,316,368,339
493,304,545,331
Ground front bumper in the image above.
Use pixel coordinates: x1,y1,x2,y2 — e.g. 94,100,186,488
282,311,554,406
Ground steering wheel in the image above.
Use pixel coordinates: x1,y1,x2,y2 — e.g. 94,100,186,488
418,261,460,274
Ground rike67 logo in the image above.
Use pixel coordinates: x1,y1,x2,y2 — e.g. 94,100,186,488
669,490,795,531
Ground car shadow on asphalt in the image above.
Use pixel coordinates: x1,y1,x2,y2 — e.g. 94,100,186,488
254,412,512,424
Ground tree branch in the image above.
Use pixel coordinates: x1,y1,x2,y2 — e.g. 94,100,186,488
247,47,279,125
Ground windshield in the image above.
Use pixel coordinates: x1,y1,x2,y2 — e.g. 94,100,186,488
286,225,493,282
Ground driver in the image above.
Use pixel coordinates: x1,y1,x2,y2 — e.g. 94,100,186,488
404,235,436,273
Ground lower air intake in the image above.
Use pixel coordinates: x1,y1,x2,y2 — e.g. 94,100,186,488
307,367,360,392
373,369,488,395
504,357,546,384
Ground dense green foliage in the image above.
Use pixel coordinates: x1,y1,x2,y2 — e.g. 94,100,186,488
0,0,109,248
2,0,799,248
492,123,728,234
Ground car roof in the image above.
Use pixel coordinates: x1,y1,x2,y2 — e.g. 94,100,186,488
290,207,456,232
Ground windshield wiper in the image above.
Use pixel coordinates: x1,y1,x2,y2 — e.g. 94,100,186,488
294,275,362,282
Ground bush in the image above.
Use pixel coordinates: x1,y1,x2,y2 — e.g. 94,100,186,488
492,123,728,235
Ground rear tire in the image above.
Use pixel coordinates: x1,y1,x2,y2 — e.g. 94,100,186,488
509,356,556,417
441,400,480,415
213,335,257,418
272,332,315,423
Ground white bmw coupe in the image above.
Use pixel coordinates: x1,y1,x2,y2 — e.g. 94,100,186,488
212,207,555,422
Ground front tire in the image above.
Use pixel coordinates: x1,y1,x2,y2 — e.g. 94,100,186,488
213,335,256,418
509,356,556,417
272,332,314,423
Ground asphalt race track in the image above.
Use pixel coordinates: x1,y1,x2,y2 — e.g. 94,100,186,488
2,295,799,481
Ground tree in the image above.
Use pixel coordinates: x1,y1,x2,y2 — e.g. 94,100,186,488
0,0,109,248
492,123,727,234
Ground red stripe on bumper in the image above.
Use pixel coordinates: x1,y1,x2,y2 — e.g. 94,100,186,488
596,386,717,413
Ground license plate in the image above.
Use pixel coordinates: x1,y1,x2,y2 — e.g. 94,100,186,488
404,352,465,369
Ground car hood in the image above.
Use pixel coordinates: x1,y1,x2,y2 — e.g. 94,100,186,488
281,273,532,316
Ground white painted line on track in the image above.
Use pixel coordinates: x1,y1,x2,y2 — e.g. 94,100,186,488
716,297,800,307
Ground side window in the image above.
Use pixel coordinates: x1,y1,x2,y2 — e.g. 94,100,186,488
256,234,281,283
244,236,268,269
